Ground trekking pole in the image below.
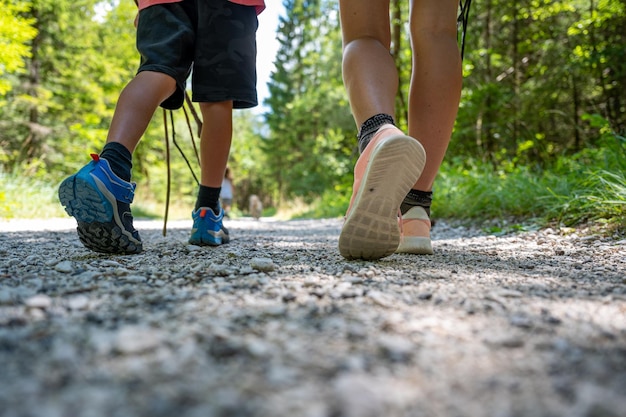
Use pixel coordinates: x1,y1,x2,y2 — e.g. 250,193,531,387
162,91,202,236
458,0,472,60
163,109,173,237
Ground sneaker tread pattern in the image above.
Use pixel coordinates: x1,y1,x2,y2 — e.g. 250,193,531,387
339,136,425,260
59,176,142,254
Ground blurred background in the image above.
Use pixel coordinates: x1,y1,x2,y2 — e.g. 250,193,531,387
1,0,624,234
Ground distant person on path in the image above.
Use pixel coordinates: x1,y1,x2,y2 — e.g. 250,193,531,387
248,194,263,220
58,0,265,254
338,0,462,260
220,167,234,217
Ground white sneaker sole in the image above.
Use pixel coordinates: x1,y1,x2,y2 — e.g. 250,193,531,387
397,206,433,255
397,236,433,255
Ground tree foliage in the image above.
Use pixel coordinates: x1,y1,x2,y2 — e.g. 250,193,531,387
0,0,623,218
263,0,354,204
453,0,626,168
0,0,138,176
0,0,38,96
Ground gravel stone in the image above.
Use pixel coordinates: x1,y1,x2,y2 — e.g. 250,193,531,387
24,294,52,309
54,260,74,273
251,257,276,272
0,217,624,417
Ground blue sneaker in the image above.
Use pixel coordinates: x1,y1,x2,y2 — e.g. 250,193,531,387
189,206,230,246
58,154,142,254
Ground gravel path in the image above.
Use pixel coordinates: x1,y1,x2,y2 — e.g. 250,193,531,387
1,217,625,417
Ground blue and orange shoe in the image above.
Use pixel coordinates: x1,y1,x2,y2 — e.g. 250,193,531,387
58,154,142,254
189,206,230,246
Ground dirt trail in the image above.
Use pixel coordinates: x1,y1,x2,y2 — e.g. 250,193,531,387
1,218,624,417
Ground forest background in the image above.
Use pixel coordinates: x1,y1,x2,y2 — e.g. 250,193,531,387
1,0,624,234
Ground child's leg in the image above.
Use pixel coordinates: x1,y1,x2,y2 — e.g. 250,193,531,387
189,1,257,211
188,101,233,246
408,0,462,191
193,101,233,213
59,2,192,254
98,71,176,182
188,2,258,246
198,101,234,188
106,71,176,153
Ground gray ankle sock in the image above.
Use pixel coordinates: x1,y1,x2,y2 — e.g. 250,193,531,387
357,114,395,153
401,190,432,216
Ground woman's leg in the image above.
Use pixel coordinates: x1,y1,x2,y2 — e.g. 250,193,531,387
408,0,462,191
339,0,395,127
339,0,427,260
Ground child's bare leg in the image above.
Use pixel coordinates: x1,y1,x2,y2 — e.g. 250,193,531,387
408,0,462,191
198,101,234,187
106,71,176,153
188,101,233,247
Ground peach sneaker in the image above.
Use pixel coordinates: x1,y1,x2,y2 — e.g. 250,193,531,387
396,206,433,255
339,124,426,260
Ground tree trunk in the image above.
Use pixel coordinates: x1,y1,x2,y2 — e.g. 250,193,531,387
20,7,43,164
481,0,493,162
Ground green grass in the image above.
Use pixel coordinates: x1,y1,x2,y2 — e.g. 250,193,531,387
433,160,625,234
303,148,625,236
1,173,68,219
3,154,624,237
0,173,166,221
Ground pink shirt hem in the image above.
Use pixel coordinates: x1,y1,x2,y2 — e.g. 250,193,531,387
137,0,265,14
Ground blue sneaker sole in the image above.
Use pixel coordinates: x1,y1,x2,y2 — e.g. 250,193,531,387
189,227,230,246
59,174,142,254
188,237,225,246
59,175,113,223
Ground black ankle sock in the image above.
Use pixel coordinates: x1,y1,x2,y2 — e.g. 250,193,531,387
195,185,221,213
100,142,133,182
357,113,395,153
401,189,433,216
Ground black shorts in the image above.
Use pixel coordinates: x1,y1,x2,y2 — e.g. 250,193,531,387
136,0,259,110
